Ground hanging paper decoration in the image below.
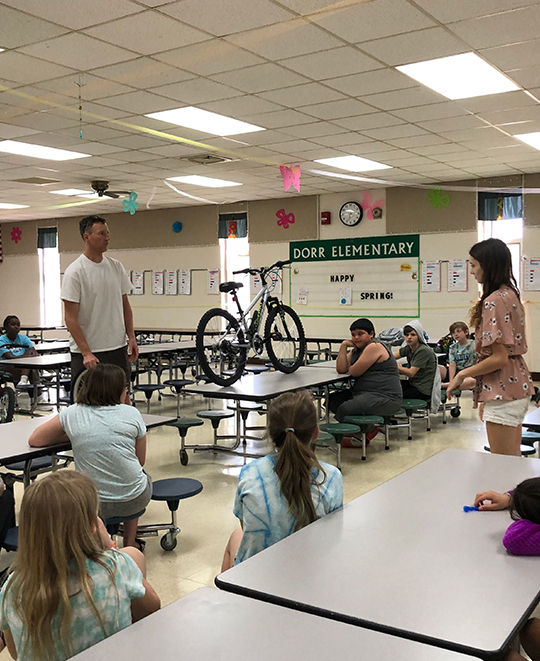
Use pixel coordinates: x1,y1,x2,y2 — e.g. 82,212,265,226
361,191,385,220
172,221,183,233
123,191,139,215
228,221,238,238
10,226,21,244
280,165,301,193
427,188,450,209
276,208,295,229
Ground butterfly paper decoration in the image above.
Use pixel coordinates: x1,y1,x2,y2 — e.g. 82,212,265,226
280,165,301,193
361,191,384,220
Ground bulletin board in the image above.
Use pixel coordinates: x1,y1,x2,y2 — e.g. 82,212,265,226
289,234,420,319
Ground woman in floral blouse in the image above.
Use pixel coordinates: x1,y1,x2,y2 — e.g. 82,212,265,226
447,238,534,455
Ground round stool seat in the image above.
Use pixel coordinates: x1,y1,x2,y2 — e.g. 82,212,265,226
167,417,204,432
196,375,211,383
105,509,146,527
197,410,235,428
163,379,194,391
522,430,540,446
440,389,447,403
343,415,385,431
134,384,165,395
152,477,203,502
484,444,536,456
3,527,18,552
319,423,360,441
316,431,337,444
245,365,270,374
5,456,53,472
227,402,263,412
16,383,41,393
401,399,428,413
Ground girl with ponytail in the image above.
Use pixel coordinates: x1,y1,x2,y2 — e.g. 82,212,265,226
221,390,343,570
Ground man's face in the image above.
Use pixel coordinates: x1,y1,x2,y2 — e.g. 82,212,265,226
84,222,110,253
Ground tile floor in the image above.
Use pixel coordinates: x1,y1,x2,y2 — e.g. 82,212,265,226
1,385,537,656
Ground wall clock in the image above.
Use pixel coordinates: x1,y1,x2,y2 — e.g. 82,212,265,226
339,201,363,227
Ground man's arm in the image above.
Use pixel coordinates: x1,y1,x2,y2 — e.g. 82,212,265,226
335,340,354,374
122,294,139,363
28,416,69,447
63,300,99,369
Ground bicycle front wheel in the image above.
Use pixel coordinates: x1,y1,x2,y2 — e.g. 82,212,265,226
196,308,247,386
265,305,306,373
0,387,15,423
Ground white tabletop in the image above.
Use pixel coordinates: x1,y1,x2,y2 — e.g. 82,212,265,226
137,340,197,355
217,449,540,658
0,354,70,369
70,588,472,661
0,413,175,465
33,341,70,353
184,365,346,402
523,407,540,428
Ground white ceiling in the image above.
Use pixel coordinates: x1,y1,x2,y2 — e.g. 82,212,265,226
0,0,539,220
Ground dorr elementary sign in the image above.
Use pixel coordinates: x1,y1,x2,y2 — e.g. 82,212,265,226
290,234,419,262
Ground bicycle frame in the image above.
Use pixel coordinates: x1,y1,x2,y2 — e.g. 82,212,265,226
229,281,271,340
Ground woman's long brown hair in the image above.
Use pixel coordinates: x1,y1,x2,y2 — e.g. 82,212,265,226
268,390,326,531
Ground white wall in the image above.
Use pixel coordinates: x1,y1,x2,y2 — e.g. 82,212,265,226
0,254,41,325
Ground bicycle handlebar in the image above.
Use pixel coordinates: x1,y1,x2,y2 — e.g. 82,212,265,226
233,259,291,276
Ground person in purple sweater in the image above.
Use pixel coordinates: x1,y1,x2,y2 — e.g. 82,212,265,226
475,478,540,661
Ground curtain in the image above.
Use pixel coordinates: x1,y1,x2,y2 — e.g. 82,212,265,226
478,192,523,221
37,227,58,249
218,213,247,239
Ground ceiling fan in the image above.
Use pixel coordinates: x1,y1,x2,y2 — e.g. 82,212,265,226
91,180,131,199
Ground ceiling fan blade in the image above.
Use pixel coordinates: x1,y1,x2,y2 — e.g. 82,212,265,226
104,191,120,199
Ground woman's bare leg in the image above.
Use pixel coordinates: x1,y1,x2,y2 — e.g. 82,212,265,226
221,528,243,572
486,421,521,456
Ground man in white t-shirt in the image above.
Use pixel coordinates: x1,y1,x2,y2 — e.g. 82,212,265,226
61,215,139,388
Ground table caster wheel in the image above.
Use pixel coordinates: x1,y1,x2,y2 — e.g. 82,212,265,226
160,532,178,551
180,449,189,465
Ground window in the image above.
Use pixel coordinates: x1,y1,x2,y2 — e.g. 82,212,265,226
37,227,62,326
478,218,522,289
219,236,250,314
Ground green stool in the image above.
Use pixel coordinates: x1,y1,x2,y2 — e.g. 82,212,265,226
319,422,360,470
400,399,429,440
343,415,385,461
197,410,236,454
522,430,540,447
166,417,204,466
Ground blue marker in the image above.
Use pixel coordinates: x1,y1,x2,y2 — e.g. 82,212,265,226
463,505,480,512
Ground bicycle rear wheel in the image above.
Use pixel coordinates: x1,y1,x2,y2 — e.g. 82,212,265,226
265,305,306,373
0,387,15,423
196,308,247,386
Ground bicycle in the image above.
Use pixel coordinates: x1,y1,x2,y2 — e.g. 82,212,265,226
196,260,306,386
0,371,15,424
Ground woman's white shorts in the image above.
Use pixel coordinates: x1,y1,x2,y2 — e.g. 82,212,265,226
483,397,529,427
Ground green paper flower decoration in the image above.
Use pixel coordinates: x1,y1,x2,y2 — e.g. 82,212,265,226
427,188,450,209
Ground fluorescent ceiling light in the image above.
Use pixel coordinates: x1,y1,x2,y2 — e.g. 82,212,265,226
0,140,91,161
50,189,94,197
0,203,28,209
0,49,4,53
167,175,242,188
396,53,519,100
314,155,392,172
146,107,265,136
515,132,540,150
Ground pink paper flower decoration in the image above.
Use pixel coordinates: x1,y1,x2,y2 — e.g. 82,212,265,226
10,226,22,244
276,208,295,229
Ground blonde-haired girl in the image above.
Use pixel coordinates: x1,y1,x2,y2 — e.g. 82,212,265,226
0,471,160,661
222,390,343,570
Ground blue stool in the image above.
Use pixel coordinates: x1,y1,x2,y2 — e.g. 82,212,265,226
484,444,536,457
105,508,146,537
133,383,165,413
148,478,203,551
166,417,204,465
3,526,18,552
163,379,194,416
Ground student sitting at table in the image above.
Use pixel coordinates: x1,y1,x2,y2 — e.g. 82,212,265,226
329,317,402,421
0,471,160,660
28,364,151,551
393,320,441,412
442,321,476,391
221,390,343,570
474,479,540,661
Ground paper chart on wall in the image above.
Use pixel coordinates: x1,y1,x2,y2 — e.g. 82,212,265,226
251,273,262,294
207,269,220,295
166,270,178,295
179,269,191,295
131,271,144,295
447,260,468,292
340,287,352,305
421,261,441,292
524,258,540,291
296,288,308,305
152,271,164,295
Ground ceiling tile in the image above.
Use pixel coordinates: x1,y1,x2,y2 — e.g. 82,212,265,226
154,41,265,76
0,0,141,30
456,91,536,113
361,27,467,67
313,132,372,147
35,74,136,101
258,83,344,107
481,39,540,72
84,11,209,55
507,67,540,89
159,0,295,37
279,122,345,138
200,95,283,117
90,58,196,90
418,115,487,133
449,5,540,50
279,47,381,80
4,111,81,132
332,112,405,131
20,34,139,70
241,108,322,130
0,5,69,48
311,0,435,43
361,124,431,140
53,124,131,141
0,52,76,85
226,20,342,60
0,123,39,139
211,64,309,93
392,102,469,122
98,91,177,114
360,86,444,111
299,98,375,120
387,134,450,149
479,105,540,126
413,0,534,23
150,78,244,104
325,68,415,97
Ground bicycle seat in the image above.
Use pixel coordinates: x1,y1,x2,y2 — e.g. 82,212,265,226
0,370,12,383
219,281,243,293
